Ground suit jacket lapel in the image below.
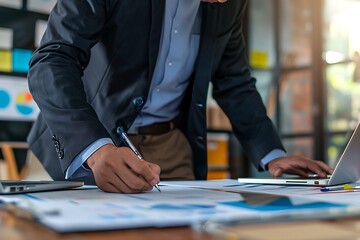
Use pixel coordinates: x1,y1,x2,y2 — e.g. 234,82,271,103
148,0,165,80
195,4,219,86
188,4,220,180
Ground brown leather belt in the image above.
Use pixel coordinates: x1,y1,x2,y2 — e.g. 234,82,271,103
129,121,175,135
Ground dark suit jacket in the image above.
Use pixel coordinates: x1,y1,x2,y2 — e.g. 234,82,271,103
27,0,284,183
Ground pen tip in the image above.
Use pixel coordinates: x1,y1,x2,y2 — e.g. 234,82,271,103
155,185,161,192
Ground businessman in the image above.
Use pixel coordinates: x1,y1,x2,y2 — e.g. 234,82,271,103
27,0,333,193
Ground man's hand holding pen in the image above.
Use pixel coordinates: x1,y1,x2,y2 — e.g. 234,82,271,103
86,144,161,193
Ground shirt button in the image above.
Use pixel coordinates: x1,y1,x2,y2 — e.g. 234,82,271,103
197,136,204,141
156,88,160,92
133,97,144,107
174,29,178,34
196,103,204,108
168,61,173,67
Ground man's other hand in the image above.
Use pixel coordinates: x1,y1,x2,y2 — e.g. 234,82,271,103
267,155,334,178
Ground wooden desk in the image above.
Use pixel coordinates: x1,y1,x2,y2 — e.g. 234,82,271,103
0,210,210,240
1,210,360,240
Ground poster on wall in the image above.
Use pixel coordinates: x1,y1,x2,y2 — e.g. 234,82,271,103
0,0,22,9
0,27,13,49
35,20,48,48
0,75,39,121
27,0,56,14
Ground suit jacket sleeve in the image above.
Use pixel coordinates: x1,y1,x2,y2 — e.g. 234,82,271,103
28,0,112,172
211,1,285,170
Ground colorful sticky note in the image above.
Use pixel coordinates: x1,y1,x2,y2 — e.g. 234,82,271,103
0,50,12,72
250,50,269,69
12,48,32,73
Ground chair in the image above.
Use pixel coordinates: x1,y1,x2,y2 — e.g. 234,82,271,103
0,142,29,180
0,142,53,180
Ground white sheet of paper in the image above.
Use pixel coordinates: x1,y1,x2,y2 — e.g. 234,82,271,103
0,28,13,49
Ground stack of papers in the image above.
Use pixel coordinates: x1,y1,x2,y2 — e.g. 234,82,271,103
1,180,360,232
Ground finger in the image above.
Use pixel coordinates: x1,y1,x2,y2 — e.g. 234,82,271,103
106,174,136,193
113,159,152,192
305,163,327,178
314,160,334,174
94,170,135,193
125,156,160,186
100,181,125,193
288,168,312,177
109,174,151,193
270,166,308,177
269,167,283,177
148,162,161,175
102,170,152,193
114,164,153,192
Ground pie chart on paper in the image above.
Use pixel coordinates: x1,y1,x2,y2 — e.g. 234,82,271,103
15,92,34,116
0,89,11,109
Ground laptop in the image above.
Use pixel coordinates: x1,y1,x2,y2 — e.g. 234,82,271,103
0,180,84,194
238,122,360,186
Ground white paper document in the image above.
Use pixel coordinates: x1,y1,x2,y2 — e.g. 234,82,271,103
1,180,360,232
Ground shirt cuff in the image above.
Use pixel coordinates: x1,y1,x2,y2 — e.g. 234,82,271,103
259,149,287,170
65,138,114,179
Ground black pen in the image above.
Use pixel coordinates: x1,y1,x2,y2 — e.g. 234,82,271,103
116,127,161,192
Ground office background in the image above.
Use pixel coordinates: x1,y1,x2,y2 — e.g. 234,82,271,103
0,0,358,179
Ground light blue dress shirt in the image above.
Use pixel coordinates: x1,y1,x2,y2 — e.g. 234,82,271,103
66,0,286,179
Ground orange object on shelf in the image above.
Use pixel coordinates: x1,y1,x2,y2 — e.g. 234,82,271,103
207,133,229,179
207,170,230,180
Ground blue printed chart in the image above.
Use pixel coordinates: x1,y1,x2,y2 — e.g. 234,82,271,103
0,75,39,121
